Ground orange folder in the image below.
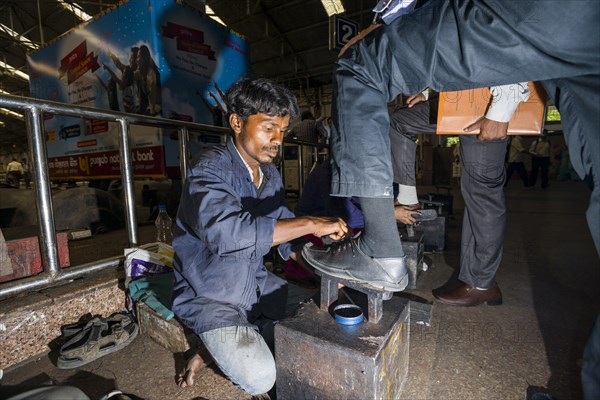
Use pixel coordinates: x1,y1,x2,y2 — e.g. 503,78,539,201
436,82,547,135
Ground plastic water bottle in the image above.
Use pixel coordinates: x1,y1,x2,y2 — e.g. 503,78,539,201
155,205,173,244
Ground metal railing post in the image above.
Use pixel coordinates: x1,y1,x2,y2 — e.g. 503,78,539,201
25,107,60,278
118,118,138,246
298,143,305,193
0,93,229,299
178,126,190,181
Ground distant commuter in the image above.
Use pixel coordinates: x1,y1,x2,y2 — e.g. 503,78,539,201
6,158,23,188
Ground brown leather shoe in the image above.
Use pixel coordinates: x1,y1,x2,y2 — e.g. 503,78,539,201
433,283,502,306
431,277,462,297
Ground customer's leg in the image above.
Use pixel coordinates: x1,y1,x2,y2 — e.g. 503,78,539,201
390,101,436,206
391,132,418,205
433,134,507,306
200,326,276,396
542,76,600,254
583,313,600,400
457,135,508,288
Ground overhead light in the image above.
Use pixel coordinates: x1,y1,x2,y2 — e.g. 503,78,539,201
0,108,24,119
0,60,29,81
57,0,93,22
0,24,39,50
320,0,345,16
0,89,10,95
205,5,226,26
0,121,5,127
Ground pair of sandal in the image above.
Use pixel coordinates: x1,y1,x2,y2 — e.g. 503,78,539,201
57,312,139,369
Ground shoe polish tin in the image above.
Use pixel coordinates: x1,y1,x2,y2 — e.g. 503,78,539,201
333,304,364,325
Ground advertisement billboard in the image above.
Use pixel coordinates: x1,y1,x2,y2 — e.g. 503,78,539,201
27,0,249,179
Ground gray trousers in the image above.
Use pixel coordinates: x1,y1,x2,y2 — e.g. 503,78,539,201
389,101,507,287
331,0,600,255
389,101,436,186
198,272,286,396
200,326,276,396
459,135,507,287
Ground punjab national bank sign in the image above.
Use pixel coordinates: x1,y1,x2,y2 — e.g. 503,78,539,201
46,147,164,179
27,0,249,180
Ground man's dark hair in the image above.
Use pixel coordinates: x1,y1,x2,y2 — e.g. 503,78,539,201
225,77,299,122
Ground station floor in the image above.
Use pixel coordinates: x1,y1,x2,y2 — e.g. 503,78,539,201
1,179,599,400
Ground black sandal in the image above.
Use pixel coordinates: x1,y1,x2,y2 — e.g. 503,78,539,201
57,313,138,369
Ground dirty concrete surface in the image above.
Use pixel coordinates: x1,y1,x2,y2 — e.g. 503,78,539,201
2,181,599,399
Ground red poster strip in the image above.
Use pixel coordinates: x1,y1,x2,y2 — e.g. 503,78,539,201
59,41,87,77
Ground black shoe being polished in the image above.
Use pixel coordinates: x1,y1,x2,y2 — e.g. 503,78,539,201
301,233,409,292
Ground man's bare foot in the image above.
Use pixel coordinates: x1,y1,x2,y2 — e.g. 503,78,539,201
177,346,212,388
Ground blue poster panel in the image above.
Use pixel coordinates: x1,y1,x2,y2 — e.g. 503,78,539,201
27,0,249,179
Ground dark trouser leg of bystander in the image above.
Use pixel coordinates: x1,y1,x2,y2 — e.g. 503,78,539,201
457,135,507,289
530,157,541,187
516,162,529,187
432,135,507,306
541,157,550,188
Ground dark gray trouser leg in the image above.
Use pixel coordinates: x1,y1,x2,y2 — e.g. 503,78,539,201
530,157,542,187
506,162,528,187
389,101,436,186
458,135,507,288
390,128,418,187
541,76,600,255
583,313,600,400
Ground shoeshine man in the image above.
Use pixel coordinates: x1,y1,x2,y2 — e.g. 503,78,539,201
171,77,348,396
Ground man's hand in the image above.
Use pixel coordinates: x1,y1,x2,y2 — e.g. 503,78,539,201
395,206,417,225
406,92,426,108
463,117,509,141
311,216,349,241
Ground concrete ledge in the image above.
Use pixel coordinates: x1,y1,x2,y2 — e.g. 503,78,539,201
0,268,126,369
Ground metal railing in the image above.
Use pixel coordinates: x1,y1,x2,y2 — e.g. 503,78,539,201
280,138,329,194
0,93,328,300
0,93,227,300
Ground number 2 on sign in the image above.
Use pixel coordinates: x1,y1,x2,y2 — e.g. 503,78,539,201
341,25,354,44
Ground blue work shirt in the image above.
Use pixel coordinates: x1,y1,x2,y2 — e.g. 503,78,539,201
172,138,293,334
